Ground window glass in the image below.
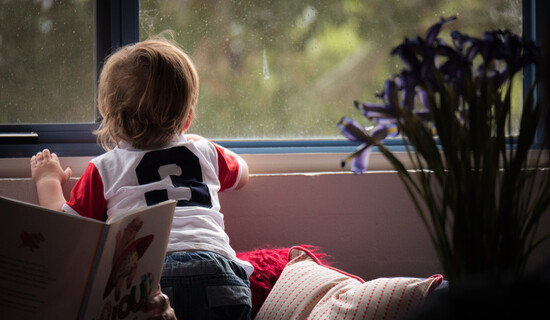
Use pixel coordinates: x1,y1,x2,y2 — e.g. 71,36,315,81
0,0,94,124
139,0,522,139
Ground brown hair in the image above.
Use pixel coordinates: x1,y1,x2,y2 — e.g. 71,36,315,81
95,40,199,150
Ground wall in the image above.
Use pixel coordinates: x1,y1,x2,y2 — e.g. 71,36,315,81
221,172,443,280
2,157,550,281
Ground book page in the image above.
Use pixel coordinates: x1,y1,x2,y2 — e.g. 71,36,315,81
0,197,104,320
82,200,175,320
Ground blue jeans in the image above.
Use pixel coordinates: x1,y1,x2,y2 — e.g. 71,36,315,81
160,251,252,320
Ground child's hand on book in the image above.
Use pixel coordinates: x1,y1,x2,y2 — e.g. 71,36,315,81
145,286,177,320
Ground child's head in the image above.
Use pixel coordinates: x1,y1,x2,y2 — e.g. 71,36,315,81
95,40,199,150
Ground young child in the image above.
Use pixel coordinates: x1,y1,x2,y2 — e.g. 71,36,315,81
30,40,253,319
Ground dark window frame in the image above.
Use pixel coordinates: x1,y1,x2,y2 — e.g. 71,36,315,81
0,0,547,158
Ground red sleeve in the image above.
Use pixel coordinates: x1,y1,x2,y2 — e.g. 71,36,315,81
66,163,106,220
213,143,241,191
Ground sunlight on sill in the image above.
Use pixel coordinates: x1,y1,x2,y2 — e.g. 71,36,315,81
1,150,548,179
0,152,404,179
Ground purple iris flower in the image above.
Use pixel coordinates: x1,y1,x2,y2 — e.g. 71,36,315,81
350,123,397,173
338,118,399,173
339,16,539,174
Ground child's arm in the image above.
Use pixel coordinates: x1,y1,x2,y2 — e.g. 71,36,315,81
232,152,249,189
30,149,72,211
185,134,249,189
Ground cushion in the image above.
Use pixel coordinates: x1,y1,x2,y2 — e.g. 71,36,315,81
237,245,330,318
255,246,443,320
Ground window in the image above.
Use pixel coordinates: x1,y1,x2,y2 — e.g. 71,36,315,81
139,0,523,140
0,0,95,124
0,0,545,157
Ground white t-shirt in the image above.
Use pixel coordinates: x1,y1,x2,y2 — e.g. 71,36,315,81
63,134,253,276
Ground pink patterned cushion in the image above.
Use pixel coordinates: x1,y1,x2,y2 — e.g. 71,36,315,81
237,245,331,318
255,246,443,320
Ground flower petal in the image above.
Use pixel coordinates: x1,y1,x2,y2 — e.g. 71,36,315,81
384,122,399,138
425,16,457,45
391,43,422,71
338,117,369,142
351,145,372,173
371,123,389,140
413,110,433,122
383,79,400,111
419,89,431,110
354,101,395,119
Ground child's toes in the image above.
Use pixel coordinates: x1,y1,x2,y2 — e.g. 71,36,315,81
42,149,51,159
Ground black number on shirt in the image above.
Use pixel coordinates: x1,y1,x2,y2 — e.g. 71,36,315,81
135,146,213,208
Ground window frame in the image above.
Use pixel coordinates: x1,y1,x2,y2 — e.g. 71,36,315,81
0,0,547,158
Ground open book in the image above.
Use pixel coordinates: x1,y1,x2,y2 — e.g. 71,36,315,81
0,196,176,320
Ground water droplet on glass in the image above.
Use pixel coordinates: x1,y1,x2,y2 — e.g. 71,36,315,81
262,47,270,80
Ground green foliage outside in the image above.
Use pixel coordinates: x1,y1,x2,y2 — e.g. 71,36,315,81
1,0,522,139
0,0,94,124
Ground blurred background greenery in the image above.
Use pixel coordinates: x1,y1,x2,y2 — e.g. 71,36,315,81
0,0,522,139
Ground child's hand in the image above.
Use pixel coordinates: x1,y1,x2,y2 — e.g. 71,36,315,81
144,286,177,320
30,149,72,185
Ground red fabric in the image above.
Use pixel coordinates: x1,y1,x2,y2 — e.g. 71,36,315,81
66,162,106,220
236,245,330,318
213,143,241,191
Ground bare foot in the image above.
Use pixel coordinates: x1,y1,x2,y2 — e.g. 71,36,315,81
30,149,72,185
